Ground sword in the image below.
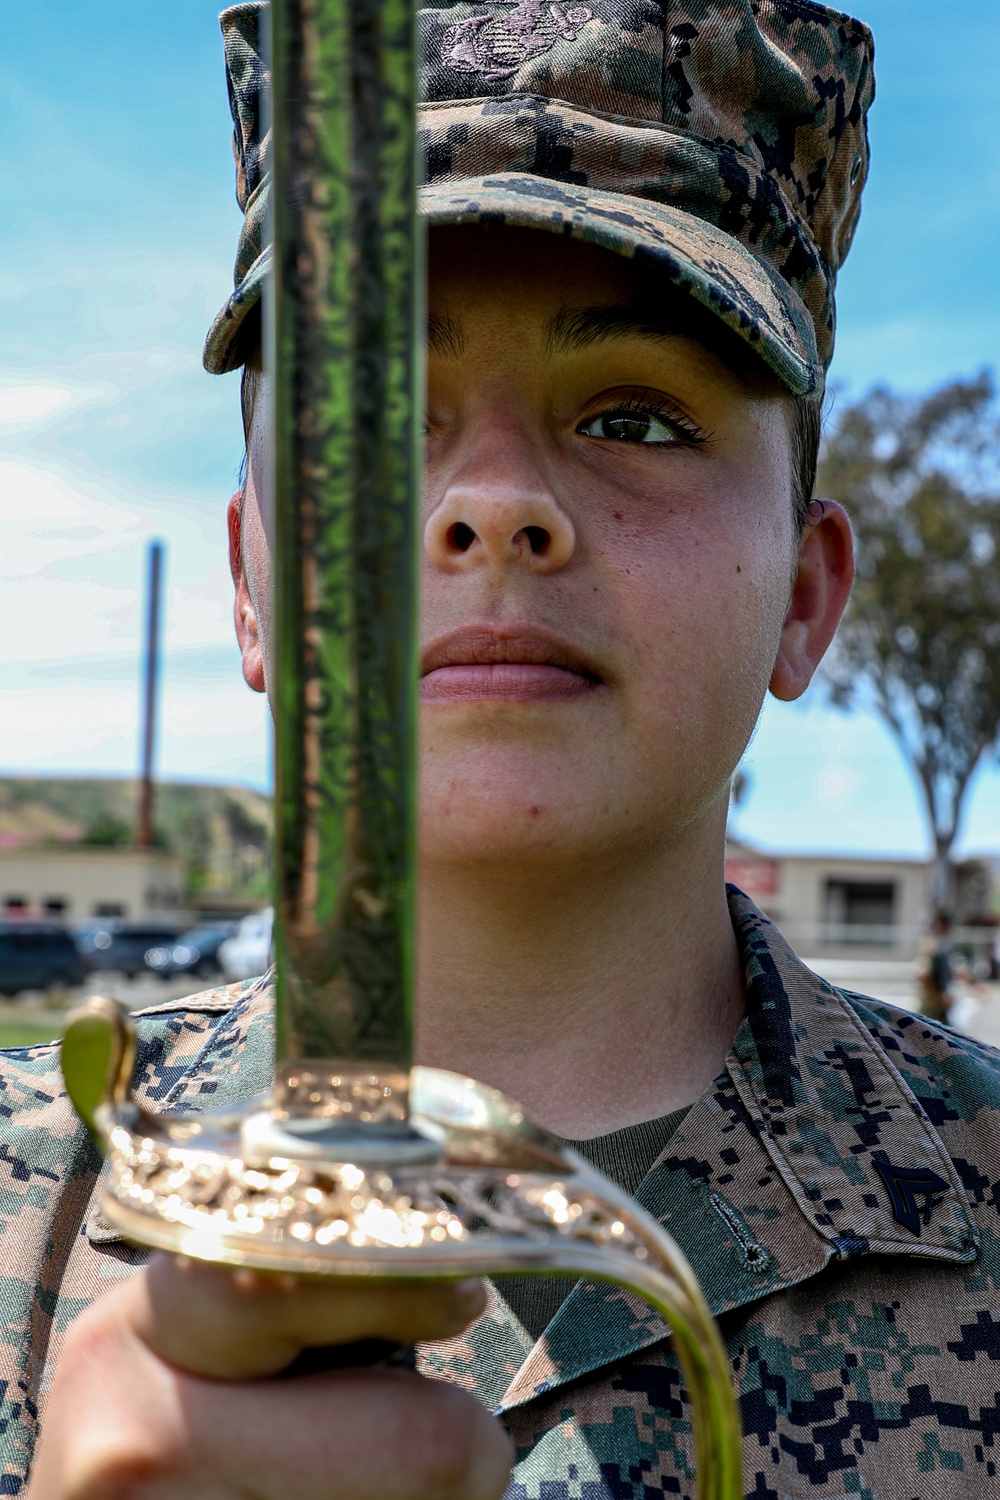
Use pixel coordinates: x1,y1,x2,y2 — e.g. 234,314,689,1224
62,1,742,1491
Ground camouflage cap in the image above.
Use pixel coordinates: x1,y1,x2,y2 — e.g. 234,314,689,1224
205,0,875,397
205,2,270,378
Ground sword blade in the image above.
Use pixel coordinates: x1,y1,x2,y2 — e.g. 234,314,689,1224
269,0,421,1119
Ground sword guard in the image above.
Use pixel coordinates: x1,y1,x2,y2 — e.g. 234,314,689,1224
62,1001,742,1499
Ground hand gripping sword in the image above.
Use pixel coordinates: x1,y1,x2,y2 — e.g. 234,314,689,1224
61,2,742,1492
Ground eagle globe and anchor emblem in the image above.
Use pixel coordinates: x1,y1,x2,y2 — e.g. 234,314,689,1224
441,1,595,81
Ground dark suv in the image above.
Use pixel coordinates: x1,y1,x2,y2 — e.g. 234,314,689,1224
0,923,86,996
144,922,238,980
75,922,183,979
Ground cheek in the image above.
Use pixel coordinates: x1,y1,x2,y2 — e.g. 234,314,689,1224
594,486,792,765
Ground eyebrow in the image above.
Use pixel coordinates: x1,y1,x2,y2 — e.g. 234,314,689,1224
426,299,764,394
425,304,686,360
426,311,465,357
543,305,690,356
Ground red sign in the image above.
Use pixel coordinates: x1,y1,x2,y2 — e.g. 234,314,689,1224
725,857,780,899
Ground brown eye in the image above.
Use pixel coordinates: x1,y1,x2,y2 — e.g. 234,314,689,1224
579,410,677,444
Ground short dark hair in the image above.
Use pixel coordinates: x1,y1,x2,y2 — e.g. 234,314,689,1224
240,305,263,455
238,302,823,533
790,396,823,534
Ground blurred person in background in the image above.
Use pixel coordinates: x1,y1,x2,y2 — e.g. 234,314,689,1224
919,911,956,1024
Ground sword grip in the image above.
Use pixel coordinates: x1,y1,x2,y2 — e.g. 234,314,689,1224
282,1340,417,1376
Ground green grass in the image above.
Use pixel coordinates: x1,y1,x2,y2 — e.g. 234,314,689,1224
0,1021,62,1049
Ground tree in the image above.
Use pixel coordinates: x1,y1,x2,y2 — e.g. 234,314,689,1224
818,372,1000,907
81,811,132,848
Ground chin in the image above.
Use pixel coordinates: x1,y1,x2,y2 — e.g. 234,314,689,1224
419,775,600,865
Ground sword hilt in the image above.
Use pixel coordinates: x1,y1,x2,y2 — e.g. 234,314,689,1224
282,1341,417,1375
63,998,743,1499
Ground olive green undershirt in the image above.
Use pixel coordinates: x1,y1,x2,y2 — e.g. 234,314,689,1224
493,1105,691,1341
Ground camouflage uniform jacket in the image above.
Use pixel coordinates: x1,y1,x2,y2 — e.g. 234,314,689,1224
2,888,1000,1498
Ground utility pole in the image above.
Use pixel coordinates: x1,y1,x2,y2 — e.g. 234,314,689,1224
135,540,164,848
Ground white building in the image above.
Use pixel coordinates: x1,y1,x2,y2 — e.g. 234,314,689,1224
0,846,185,924
725,843,930,960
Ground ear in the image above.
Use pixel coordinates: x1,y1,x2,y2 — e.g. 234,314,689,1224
769,499,854,702
227,491,265,694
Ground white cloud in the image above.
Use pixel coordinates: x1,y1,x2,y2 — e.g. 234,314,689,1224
0,461,140,598
0,380,117,431
818,766,861,803
0,348,209,442
0,681,269,786
0,449,268,785
0,457,233,668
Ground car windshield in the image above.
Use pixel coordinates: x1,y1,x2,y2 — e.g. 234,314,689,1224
179,926,228,945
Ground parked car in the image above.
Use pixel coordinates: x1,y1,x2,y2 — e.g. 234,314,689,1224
218,907,273,982
74,921,183,979
0,922,85,996
144,922,238,981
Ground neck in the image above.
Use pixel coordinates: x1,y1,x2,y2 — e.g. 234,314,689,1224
414,804,745,1137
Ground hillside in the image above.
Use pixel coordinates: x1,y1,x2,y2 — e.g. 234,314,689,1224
0,777,272,897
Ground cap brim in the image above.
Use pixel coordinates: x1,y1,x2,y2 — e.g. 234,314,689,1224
421,173,820,397
203,248,271,376
204,174,821,396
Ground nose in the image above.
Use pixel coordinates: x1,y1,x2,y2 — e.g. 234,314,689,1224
424,426,575,575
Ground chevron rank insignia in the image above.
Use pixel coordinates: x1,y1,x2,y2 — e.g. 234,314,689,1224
873,1159,950,1237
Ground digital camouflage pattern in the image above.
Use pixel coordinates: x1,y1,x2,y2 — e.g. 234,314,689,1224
204,0,875,396
0,973,274,1485
205,2,271,379
2,891,1000,1496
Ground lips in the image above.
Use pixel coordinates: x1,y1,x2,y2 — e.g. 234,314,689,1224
420,627,601,703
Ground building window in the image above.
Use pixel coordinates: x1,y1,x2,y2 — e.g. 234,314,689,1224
43,898,67,915
93,902,125,918
824,880,896,945
4,898,27,912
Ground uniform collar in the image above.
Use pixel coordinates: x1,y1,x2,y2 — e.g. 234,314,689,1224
483,890,978,1412
132,897,979,1414
133,970,277,1116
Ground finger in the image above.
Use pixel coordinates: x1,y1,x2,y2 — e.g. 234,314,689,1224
32,1301,512,1500
129,1256,488,1378
188,1367,515,1500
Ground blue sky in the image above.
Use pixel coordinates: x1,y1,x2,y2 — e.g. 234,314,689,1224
1,1,999,860
741,0,1000,859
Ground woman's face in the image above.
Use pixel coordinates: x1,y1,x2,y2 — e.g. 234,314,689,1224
235,227,851,873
